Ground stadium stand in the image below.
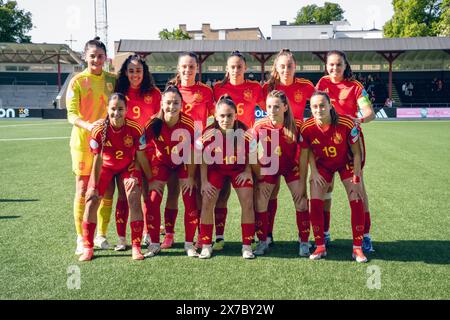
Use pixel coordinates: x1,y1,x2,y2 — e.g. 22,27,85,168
0,43,82,110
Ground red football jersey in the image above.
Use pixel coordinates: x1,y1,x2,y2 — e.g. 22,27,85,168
300,115,359,171
196,123,254,172
253,118,302,171
263,78,315,120
125,87,161,129
90,119,143,171
178,82,214,129
316,76,368,117
213,80,264,128
142,113,194,168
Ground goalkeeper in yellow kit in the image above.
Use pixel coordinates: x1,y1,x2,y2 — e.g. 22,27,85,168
66,37,116,254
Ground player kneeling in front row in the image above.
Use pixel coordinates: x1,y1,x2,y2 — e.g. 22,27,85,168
141,85,199,258
253,90,311,257
79,93,152,262
197,95,256,259
298,91,368,263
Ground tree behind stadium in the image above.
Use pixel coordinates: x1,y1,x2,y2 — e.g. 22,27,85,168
158,28,191,40
292,2,345,25
0,0,33,43
383,0,450,37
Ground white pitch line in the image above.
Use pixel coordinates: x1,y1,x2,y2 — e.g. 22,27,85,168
0,122,69,128
0,136,70,142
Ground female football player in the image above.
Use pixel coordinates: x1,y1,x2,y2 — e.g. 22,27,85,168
299,91,367,263
142,85,199,258
316,50,375,252
113,54,161,251
262,48,315,245
66,37,116,254
211,51,264,250
160,52,214,249
79,93,151,261
197,95,256,259
253,90,310,256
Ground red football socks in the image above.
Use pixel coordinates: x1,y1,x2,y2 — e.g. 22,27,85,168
255,211,269,242
130,220,144,248
296,210,311,243
214,208,228,237
183,190,198,243
310,199,325,246
115,199,129,238
350,200,365,247
267,198,278,234
147,190,162,244
199,224,214,245
82,221,97,249
164,208,178,234
241,223,255,245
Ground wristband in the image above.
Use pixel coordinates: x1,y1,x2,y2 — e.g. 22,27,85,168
358,117,365,123
352,175,361,184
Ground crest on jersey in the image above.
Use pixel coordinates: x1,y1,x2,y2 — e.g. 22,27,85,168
194,91,203,103
294,90,303,103
123,135,134,147
243,89,253,102
144,95,153,104
333,132,343,144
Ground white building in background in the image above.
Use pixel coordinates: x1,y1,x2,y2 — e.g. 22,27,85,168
271,20,383,40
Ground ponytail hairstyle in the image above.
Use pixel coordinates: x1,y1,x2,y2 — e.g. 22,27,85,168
325,50,354,81
267,48,296,92
220,50,247,87
167,52,199,87
267,90,297,143
115,54,156,96
84,36,107,57
310,91,339,126
149,85,183,138
101,93,127,153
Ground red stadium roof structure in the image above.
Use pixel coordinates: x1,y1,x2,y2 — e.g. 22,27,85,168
117,37,450,99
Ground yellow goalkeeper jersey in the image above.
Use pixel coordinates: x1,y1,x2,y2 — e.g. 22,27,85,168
66,69,116,151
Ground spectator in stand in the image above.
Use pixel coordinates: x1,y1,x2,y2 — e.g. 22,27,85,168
407,82,414,97
384,98,394,108
402,82,408,96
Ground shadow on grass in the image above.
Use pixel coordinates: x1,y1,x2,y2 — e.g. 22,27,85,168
74,240,450,265
0,199,39,202
194,240,450,265
0,215,21,220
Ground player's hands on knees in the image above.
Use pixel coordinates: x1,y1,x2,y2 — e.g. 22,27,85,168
349,176,364,200
124,177,139,193
148,180,164,196
256,182,272,200
86,187,100,203
309,170,326,188
201,182,217,200
181,177,196,196
236,171,252,186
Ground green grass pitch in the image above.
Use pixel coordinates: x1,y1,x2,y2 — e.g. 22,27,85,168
0,119,449,299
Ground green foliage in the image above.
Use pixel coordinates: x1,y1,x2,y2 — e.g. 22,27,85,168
158,28,192,40
383,0,447,37
0,0,33,43
293,2,345,25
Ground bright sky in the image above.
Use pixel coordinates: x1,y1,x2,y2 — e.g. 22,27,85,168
17,0,394,56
